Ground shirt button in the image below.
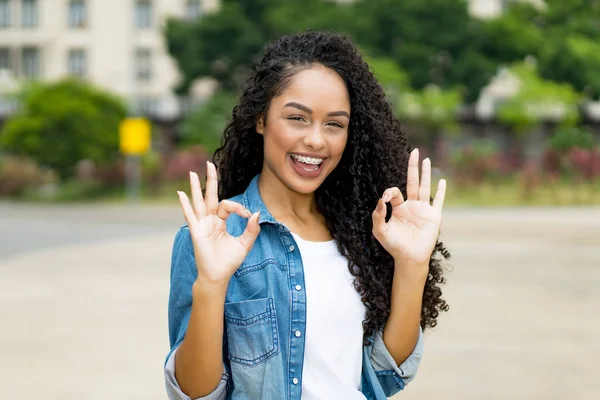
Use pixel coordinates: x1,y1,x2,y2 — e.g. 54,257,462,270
295,285,302,291
294,330,301,337
288,245,295,252
292,378,299,385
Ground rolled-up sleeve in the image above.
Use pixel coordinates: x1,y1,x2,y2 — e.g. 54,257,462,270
369,327,424,396
165,227,229,400
164,346,229,400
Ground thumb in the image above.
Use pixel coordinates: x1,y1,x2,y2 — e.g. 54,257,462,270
240,212,261,253
371,199,387,238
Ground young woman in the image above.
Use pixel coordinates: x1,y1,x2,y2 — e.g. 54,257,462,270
165,31,450,400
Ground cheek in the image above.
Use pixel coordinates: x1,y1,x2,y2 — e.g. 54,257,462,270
263,122,294,154
332,133,349,158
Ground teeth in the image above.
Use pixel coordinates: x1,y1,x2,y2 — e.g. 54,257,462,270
291,154,323,165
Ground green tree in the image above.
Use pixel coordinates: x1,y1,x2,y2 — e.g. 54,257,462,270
535,0,600,38
169,0,600,108
477,9,544,63
499,0,600,99
351,0,481,95
165,2,264,92
263,0,355,38
538,35,600,99
397,85,463,133
497,62,581,133
363,55,410,106
179,91,238,155
166,0,492,101
0,79,126,179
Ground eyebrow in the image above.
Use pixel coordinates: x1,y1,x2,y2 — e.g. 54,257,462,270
284,102,350,119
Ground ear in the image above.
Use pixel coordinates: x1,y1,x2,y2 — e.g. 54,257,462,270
256,114,265,135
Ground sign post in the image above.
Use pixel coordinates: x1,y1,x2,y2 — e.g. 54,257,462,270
119,118,151,202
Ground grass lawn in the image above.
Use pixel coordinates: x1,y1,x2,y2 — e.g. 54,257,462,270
444,179,600,206
13,178,600,207
143,178,600,207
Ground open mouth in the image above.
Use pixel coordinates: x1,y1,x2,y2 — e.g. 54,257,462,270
290,153,324,172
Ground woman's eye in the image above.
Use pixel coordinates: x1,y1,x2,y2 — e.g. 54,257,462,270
288,116,305,122
328,122,344,128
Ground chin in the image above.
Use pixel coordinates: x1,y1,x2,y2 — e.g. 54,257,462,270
285,176,323,194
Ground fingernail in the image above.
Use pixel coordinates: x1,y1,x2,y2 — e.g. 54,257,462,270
382,193,390,202
377,199,383,211
176,191,182,196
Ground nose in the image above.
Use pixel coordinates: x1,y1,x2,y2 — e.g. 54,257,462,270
303,126,326,150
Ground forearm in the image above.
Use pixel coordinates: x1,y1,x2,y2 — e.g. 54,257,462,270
382,262,427,366
175,281,228,398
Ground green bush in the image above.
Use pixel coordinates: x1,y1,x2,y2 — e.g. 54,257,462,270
0,79,127,179
549,126,597,152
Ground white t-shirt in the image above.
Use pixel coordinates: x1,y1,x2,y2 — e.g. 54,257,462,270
290,232,367,400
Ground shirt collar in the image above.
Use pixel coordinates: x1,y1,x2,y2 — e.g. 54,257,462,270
241,174,278,226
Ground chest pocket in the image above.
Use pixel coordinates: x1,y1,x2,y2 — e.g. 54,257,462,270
224,297,279,366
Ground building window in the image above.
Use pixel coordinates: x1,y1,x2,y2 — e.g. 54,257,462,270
185,0,201,20
135,0,152,28
0,47,12,71
68,0,87,28
21,0,38,28
135,48,151,81
67,49,86,77
22,47,40,78
0,0,11,28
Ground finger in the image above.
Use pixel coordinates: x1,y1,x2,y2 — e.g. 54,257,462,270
371,198,388,236
216,200,252,221
419,158,431,203
239,212,261,253
205,161,219,214
407,148,420,200
189,171,206,218
177,191,197,226
433,179,447,211
382,187,404,208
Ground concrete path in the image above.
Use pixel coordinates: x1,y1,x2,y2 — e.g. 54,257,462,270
0,203,598,399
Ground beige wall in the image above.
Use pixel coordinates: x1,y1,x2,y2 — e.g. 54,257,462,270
0,0,220,115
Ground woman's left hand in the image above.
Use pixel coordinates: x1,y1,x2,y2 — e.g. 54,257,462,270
372,148,447,271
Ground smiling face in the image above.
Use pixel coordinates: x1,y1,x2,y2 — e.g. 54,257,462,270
256,64,351,195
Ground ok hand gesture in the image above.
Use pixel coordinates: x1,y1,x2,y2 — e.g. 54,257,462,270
177,162,261,287
372,149,446,271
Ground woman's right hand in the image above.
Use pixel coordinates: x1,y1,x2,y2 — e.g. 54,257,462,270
177,161,261,288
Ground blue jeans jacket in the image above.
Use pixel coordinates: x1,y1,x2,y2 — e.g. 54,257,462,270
165,174,424,400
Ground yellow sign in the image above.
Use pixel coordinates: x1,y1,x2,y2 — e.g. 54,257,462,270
119,118,151,155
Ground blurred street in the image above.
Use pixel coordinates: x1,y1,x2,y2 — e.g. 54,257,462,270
0,203,598,400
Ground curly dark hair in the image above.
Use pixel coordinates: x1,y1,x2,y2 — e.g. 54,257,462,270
213,30,450,341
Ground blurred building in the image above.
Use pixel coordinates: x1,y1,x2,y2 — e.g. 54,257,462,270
0,0,219,119
469,0,545,19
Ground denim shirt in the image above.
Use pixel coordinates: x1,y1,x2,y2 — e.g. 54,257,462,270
165,174,424,400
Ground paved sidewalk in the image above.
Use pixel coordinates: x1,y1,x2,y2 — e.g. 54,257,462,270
0,204,598,399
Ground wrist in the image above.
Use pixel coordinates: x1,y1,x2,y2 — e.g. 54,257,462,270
393,259,429,283
192,279,229,299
